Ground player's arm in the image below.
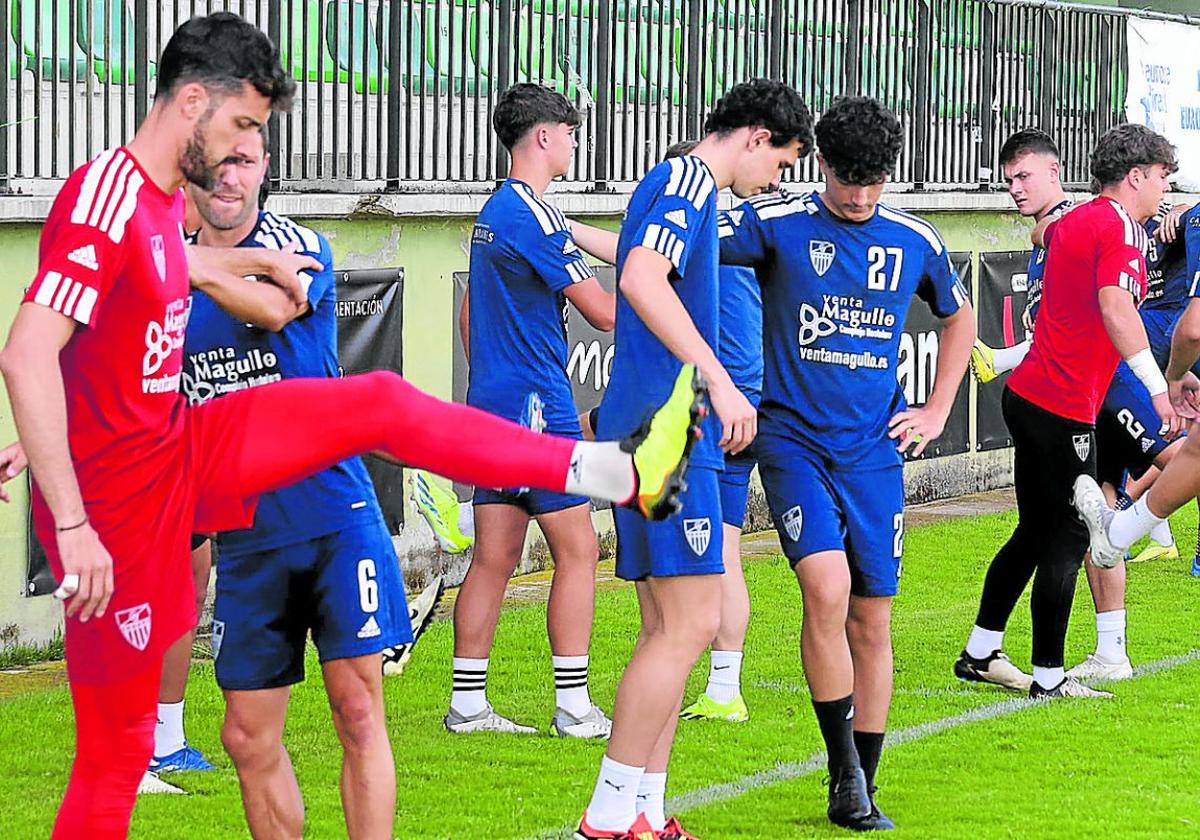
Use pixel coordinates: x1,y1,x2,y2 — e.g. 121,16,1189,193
1155,202,1192,244
190,261,309,331
717,206,772,268
568,220,618,264
458,283,471,365
563,278,615,331
620,246,755,453
188,244,319,306
527,225,616,332
0,305,112,620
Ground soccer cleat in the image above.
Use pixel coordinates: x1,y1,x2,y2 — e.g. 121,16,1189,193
149,744,214,773
1066,654,1133,682
1072,475,1124,569
623,364,707,521
137,770,185,796
551,704,613,739
680,692,749,723
954,649,1032,691
382,575,445,676
574,812,658,840
411,470,473,553
658,816,700,839
969,340,999,384
1130,541,1179,564
444,703,537,735
1030,677,1113,699
827,766,873,827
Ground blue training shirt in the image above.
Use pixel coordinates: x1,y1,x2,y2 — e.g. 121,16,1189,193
1024,198,1072,325
719,265,763,407
598,155,723,470
466,179,596,436
719,191,967,466
1141,202,1190,311
182,211,383,554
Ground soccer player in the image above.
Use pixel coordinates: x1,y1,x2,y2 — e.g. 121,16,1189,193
718,96,973,831
969,129,1072,384
959,123,1183,706
449,84,616,737
0,14,701,837
574,79,813,840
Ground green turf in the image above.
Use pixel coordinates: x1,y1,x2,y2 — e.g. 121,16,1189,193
0,507,1197,839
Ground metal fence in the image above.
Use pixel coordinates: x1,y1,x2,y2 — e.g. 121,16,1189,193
0,0,1192,194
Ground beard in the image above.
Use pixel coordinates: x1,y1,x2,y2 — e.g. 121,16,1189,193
181,124,218,192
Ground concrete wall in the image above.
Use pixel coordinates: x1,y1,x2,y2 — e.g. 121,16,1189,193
0,189,1046,645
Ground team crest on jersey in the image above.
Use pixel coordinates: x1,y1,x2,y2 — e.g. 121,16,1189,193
211,620,225,660
150,234,166,282
782,505,803,542
115,603,152,651
1072,434,1091,462
809,240,836,276
683,518,711,556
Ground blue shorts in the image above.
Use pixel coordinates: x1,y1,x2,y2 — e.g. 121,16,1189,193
759,445,904,597
719,446,757,529
1096,362,1173,486
212,518,413,690
614,466,724,581
473,486,589,516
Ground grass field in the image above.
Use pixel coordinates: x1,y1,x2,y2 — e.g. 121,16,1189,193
0,505,1198,838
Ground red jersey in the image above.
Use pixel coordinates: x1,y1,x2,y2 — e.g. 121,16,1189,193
1008,196,1149,424
25,147,194,683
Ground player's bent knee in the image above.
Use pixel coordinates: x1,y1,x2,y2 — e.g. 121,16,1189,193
329,692,384,753
221,720,277,768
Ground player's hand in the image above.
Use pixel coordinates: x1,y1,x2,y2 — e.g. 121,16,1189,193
887,404,949,458
1156,203,1190,243
55,522,114,622
709,377,757,455
258,242,320,306
1021,305,1034,335
1168,372,1200,421
0,441,28,504
1152,391,1186,440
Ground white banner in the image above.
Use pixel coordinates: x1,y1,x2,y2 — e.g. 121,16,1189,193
1126,17,1200,192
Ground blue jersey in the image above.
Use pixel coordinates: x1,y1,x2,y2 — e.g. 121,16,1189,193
599,155,722,470
1182,205,1200,300
1141,203,1189,311
182,211,382,554
466,179,597,435
1025,198,1073,325
719,191,967,465
719,265,763,406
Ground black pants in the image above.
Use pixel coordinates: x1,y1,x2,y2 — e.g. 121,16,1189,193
974,387,1095,669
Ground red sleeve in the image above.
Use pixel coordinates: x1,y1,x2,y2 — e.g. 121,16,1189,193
1094,208,1147,300
23,151,134,327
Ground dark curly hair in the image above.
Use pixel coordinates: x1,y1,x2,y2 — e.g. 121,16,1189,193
157,13,293,111
704,79,813,153
493,83,581,151
999,128,1059,167
1091,123,1178,188
815,97,902,185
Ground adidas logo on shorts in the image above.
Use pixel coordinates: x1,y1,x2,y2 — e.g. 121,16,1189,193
357,616,381,639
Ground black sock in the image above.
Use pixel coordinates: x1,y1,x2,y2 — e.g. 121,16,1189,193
812,695,860,775
853,730,885,792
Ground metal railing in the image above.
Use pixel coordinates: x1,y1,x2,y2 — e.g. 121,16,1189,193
0,1,1193,194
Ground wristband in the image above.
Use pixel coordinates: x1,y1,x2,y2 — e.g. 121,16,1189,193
1126,348,1168,397
56,516,88,533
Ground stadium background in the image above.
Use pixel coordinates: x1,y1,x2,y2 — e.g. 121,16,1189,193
0,0,1196,651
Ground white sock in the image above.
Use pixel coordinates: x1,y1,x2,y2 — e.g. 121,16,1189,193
1150,518,1174,547
586,755,644,831
553,654,592,717
564,441,635,505
705,650,743,704
965,625,1005,660
1095,609,1127,663
451,656,489,716
154,701,186,757
635,771,668,831
1033,665,1065,689
1110,494,1166,550
992,339,1032,374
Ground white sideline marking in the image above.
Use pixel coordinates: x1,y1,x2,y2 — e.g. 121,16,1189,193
526,650,1200,839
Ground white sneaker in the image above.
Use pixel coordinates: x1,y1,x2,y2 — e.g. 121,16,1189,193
1067,654,1134,682
137,770,185,795
444,703,537,734
1072,475,1124,569
1030,677,1113,699
551,704,612,739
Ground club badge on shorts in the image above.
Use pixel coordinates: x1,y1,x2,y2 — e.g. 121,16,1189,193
683,517,711,556
1072,434,1091,462
782,505,804,542
115,602,152,651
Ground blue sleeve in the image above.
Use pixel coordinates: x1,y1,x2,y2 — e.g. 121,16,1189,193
303,233,336,310
522,224,596,293
717,204,772,268
625,158,715,276
1187,208,1200,297
917,241,968,319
